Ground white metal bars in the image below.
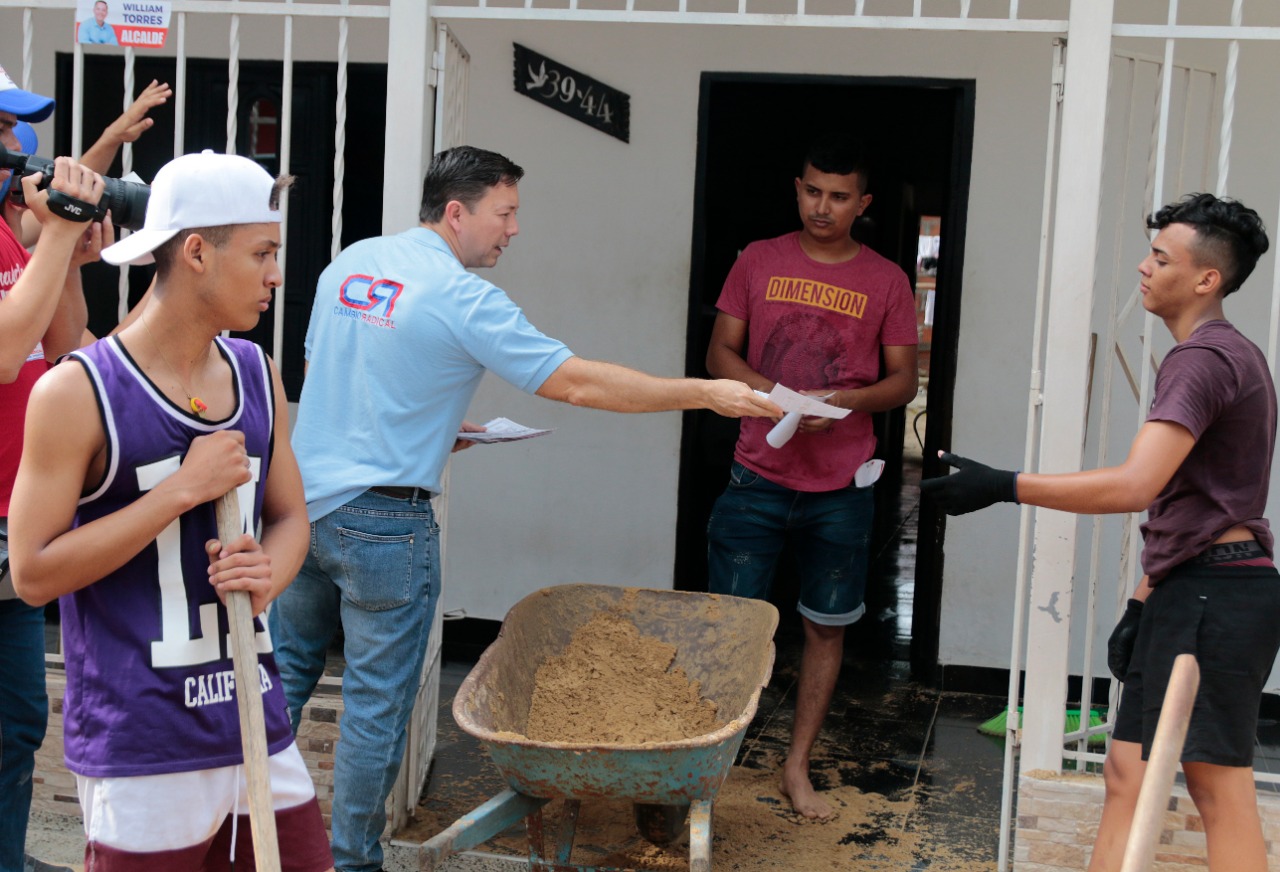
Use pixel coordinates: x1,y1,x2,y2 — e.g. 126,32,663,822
432,24,470,157
429,0,1066,29
2,0,386,372
995,38,1065,872
275,3,295,365
1022,0,1280,789
1062,48,1218,772
331,0,349,261
1019,0,1115,776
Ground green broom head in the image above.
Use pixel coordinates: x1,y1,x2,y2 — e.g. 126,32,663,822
977,706,1106,746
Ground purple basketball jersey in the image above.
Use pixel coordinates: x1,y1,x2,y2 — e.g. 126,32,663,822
61,336,294,777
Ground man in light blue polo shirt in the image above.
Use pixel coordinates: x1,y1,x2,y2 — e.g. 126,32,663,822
78,1,118,45
273,146,780,872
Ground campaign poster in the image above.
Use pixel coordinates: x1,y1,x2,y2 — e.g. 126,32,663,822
76,0,171,50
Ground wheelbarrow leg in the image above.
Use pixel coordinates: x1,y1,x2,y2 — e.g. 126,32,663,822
418,789,549,871
689,799,713,872
528,799,580,869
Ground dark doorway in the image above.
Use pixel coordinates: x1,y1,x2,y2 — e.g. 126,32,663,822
674,73,974,680
54,53,388,400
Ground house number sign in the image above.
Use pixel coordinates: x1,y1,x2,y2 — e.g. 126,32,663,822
513,44,630,143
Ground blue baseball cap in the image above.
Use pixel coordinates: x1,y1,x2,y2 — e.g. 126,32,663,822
0,65,54,123
14,120,37,154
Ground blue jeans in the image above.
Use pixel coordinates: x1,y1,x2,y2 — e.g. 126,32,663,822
0,597,48,872
269,490,440,872
707,462,873,626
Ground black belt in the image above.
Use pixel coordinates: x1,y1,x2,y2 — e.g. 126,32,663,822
1189,540,1267,565
368,486,432,500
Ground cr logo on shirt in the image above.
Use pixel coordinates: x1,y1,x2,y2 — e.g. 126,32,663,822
339,274,404,318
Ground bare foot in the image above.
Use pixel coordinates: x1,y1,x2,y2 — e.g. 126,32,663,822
779,761,835,820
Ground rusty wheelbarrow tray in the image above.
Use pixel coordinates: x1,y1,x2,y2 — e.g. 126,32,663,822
418,583,778,872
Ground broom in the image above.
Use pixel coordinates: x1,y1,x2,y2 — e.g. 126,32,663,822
977,706,1106,746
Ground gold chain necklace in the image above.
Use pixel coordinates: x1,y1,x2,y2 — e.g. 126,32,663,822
142,315,209,418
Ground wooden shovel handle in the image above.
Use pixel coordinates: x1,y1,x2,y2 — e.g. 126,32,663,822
1119,653,1200,872
216,490,282,872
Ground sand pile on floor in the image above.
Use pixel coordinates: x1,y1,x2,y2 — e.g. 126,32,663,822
524,610,722,743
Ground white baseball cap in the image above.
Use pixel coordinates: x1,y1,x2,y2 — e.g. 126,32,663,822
0,65,54,122
101,150,282,266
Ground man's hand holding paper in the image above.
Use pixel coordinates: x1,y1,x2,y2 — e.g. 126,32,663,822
756,384,851,448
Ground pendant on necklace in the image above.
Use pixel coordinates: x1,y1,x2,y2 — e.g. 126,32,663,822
190,397,208,417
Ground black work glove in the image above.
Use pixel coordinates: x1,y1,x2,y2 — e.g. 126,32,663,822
1107,598,1144,681
919,451,1019,515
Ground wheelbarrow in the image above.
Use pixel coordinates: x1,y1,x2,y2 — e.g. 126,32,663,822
418,583,778,872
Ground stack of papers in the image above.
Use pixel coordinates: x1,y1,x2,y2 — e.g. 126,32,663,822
457,417,552,444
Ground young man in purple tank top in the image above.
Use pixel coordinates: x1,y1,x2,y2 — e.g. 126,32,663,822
922,194,1277,872
8,152,333,872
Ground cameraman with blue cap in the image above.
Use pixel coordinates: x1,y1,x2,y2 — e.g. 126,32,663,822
0,66,111,872
2,75,169,248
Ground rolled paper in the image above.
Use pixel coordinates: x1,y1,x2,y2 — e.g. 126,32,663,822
766,410,802,449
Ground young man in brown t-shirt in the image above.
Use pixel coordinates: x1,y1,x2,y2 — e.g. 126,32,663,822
922,193,1276,872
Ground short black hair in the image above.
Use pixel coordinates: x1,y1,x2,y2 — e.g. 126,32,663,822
419,146,524,224
1147,193,1269,297
801,134,871,194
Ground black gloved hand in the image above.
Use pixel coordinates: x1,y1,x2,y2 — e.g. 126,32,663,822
919,451,1019,515
1107,598,1144,681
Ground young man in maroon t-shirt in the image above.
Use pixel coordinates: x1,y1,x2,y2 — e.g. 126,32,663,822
922,194,1276,872
706,134,919,820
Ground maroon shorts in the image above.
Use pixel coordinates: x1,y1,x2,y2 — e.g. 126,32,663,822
83,796,332,872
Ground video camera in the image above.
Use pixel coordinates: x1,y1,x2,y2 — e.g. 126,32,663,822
0,143,149,231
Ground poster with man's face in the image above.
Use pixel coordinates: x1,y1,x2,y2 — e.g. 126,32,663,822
75,0,171,49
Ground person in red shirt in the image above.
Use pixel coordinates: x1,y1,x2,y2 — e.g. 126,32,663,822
0,69,112,872
706,133,919,820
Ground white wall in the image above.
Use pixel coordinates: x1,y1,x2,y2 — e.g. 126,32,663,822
438,21,1056,629
441,15,1280,691
10,6,1280,679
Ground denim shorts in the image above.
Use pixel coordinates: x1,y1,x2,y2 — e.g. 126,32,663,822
706,461,873,626
1113,563,1280,766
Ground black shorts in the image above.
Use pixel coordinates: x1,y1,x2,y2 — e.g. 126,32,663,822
1112,563,1280,767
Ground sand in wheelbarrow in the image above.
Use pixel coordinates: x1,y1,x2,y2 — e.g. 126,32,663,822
523,609,722,744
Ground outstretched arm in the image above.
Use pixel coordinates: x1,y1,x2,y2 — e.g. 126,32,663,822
921,420,1195,516
1015,420,1194,513
80,80,172,174
535,355,781,418
708,311,918,431
13,82,168,245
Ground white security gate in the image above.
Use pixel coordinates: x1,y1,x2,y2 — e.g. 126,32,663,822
999,30,1227,868
386,21,471,834
1020,0,1280,784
